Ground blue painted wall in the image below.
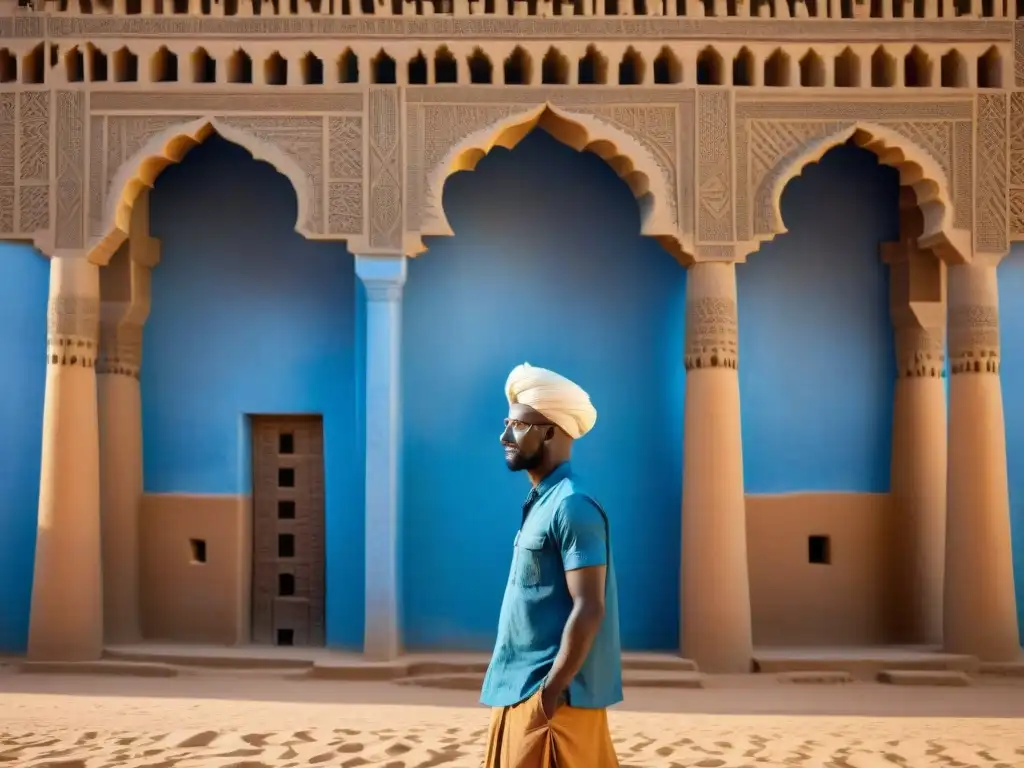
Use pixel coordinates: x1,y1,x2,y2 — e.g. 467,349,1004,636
0,243,48,653
144,137,365,649
738,144,899,494
997,246,1024,638
401,130,687,652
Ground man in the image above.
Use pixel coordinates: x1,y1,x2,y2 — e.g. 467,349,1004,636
481,362,622,768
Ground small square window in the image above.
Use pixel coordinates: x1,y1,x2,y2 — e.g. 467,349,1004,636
278,467,295,488
189,538,207,564
279,572,296,596
808,535,831,565
276,628,294,646
279,432,294,454
278,500,296,519
278,533,295,558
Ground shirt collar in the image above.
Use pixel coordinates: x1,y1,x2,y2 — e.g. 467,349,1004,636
535,461,572,497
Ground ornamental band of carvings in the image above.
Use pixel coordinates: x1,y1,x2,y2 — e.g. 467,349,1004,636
0,94,13,235
1016,20,1024,87
697,90,733,244
975,93,1008,255
328,116,364,236
23,16,1015,41
97,322,143,379
894,326,946,379
1009,93,1024,240
948,305,1000,375
368,88,403,250
56,91,87,250
47,296,100,369
0,91,51,237
685,297,738,372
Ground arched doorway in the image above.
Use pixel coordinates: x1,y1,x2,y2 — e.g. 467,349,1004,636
137,135,362,649
739,140,902,647
401,129,686,652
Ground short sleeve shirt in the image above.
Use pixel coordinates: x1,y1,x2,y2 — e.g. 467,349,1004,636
480,462,623,709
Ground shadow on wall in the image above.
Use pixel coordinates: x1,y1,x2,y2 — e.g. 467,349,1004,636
997,248,1024,639
739,141,899,495
0,243,47,653
401,130,687,652
143,136,365,649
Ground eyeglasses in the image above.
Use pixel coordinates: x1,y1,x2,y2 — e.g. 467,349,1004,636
503,418,554,433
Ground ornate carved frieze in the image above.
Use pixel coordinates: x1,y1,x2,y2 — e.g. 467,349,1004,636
56,91,87,250
975,93,1008,255
0,90,50,237
97,321,143,379
1010,93,1024,241
47,295,100,369
20,15,1012,41
697,90,732,244
328,116,364,236
894,326,946,379
733,97,972,244
685,296,738,372
368,88,402,250
0,93,13,235
1016,20,1024,87
89,92,363,114
948,304,1000,375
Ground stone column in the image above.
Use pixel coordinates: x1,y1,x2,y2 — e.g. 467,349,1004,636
944,262,1021,661
882,199,947,646
97,194,158,645
28,253,103,662
680,261,753,673
355,254,406,661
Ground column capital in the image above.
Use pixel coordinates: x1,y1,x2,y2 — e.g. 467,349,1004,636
355,254,407,302
48,256,100,370
947,263,999,376
684,261,738,372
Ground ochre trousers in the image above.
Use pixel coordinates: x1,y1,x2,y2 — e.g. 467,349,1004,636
483,688,619,768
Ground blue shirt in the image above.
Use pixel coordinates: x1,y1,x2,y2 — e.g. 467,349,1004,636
480,463,623,709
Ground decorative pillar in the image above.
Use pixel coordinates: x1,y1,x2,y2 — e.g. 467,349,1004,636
944,261,1021,661
28,253,103,661
97,192,158,645
882,196,947,645
680,261,753,673
355,254,406,661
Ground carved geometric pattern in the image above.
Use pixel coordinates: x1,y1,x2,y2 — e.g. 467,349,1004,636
894,325,945,379
18,185,50,235
697,90,732,243
18,91,49,183
328,116,363,236
31,16,1014,42
47,295,100,368
685,297,738,372
975,94,1008,255
952,120,973,232
89,116,105,238
97,322,142,379
1010,93,1024,240
949,305,1000,376
0,188,12,235
368,88,402,250
0,94,13,235
56,91,86,250
90,92,363,114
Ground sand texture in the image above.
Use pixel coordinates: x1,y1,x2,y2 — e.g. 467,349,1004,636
2,672,1023,767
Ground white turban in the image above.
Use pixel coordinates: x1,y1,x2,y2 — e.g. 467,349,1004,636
505,363,598,440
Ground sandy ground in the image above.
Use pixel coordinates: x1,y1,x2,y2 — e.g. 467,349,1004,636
1,669,1023,767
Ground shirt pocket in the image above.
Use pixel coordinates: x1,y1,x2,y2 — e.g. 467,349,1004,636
513,534,547,589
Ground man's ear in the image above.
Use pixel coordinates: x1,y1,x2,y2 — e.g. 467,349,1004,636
545,426,555,441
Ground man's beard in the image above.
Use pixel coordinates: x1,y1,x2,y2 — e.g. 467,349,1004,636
504,443,545,472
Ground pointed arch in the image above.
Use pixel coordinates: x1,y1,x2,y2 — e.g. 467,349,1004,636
749,121,964,263
93,117,315,265
410,103,684,261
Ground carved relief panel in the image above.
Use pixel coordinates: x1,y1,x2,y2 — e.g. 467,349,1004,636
0,89,51,239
